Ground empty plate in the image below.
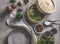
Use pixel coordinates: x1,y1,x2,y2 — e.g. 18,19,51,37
8,26,31,44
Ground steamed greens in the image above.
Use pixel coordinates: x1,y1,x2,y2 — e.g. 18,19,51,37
28,4,45,22
37,38,54,44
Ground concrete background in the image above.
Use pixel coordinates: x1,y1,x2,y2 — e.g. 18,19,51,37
0,0,60,44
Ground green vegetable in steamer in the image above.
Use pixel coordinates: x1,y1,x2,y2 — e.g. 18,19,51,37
28,4,45,22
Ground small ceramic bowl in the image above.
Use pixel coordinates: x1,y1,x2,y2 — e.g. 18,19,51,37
43,31,52,38
50,28,57,35
34,23,44,34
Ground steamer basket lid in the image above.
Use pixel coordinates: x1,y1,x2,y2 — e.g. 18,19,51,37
38,0,55,13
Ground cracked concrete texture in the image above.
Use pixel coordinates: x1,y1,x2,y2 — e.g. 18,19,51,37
0,0,60,44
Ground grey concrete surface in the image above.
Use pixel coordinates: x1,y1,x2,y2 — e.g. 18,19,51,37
0,0,60,44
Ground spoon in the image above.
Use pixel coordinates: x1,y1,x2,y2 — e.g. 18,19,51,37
44,20,60,26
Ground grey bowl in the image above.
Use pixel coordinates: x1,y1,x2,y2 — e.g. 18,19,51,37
8,26,31,44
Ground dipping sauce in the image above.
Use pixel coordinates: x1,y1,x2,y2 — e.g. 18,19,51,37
43,31,52,38
35,24,43,32
50,28,57,34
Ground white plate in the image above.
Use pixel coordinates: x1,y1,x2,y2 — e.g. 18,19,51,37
8,26,31,44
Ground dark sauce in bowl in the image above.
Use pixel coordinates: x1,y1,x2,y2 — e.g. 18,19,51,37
50,28,57,34
34,24,44,34
36,25,43,32
23,0,29,4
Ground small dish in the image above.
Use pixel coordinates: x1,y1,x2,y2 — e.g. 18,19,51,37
34,23,44,34
50,28,57,35
42,31,52,38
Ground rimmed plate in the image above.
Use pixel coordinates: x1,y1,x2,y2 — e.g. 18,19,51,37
8,26,31,44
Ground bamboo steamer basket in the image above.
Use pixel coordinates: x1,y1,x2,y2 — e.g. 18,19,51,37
26,3,47,23
36,0,55,14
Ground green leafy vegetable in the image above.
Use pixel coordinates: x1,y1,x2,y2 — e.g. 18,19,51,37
28,4,45,22
37,38,54,44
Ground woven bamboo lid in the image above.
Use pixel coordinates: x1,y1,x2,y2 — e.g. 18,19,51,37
37,0,55,14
